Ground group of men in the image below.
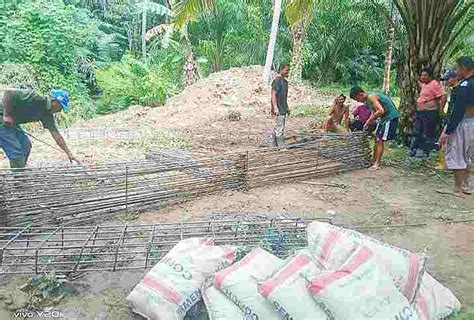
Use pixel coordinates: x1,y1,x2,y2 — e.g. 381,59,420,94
1,58,472,197
270,56,474,196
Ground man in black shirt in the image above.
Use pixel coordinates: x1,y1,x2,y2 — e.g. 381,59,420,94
438,57,474,196
1,89,79,170
270,64,290,148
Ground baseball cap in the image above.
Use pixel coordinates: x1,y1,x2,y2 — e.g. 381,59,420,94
441,69,457,81
50,89,70,112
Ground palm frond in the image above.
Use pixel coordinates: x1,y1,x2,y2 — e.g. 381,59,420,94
172,0,214,30
285,0,316,27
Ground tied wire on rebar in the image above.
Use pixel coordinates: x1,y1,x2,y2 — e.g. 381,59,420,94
0,217,315,276
0,133,372,228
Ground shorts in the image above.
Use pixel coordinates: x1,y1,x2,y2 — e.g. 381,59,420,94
375,118,398,141
445,118,474,170
0,125,32,160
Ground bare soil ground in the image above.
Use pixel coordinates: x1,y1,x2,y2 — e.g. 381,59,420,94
0,66,473,318
0,66,331,167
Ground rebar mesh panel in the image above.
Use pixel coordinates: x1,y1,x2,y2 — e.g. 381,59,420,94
0,218,315,275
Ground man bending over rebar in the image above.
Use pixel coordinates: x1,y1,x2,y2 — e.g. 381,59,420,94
0,89,79,170
438,56,474,197
271,64,290,148
350,86,399,170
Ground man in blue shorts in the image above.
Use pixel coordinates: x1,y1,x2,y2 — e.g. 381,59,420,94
350,86,399,170
1,89,79,170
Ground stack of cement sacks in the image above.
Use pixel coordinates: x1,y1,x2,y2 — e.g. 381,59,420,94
127,222,461,320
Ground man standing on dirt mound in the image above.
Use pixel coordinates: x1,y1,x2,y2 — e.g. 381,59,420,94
438,56,474,197
0,88,80,170
350,86,399,170
270,64,290,148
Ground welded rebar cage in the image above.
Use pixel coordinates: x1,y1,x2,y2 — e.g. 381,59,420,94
0,217,317,276
0,133,371,227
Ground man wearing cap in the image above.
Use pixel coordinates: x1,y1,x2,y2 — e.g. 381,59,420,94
441,69,460,126
438,56,474,197
0,88,79,169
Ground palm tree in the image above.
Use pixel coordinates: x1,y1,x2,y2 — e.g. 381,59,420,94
145,0,214,86
286,0,316,81
393,0,474,134
263,0,283,84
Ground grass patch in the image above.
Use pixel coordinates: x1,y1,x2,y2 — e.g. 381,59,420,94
453,308,474,320
116,211,139,222
291,104,326,118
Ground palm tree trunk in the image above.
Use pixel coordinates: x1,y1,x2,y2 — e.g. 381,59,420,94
393,0,473,143
383,25,395,94
183,30,200,86
263,0,282,83
290,19,305,82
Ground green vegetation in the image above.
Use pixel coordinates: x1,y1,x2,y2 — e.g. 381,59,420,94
96,54,179,113
453,308,474,320
0,0,472,130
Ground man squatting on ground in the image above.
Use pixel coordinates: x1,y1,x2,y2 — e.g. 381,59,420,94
0,89,79,170
322,94,350,133
438,56,474,197
350,86,400,170
271,64,290,148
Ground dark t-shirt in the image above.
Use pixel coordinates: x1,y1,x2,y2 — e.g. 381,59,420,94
272,77,289,115
446,75,474,134
0,90,57,130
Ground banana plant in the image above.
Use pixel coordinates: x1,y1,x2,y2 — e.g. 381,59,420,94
144,0,215,86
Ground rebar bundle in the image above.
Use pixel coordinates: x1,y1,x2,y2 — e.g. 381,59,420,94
59,127,142,140
0,133,371,228
0,217,315,275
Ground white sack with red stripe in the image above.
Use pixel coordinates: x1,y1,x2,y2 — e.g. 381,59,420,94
307,246,420,320
307,221,426,302
214,248,284,320
415,273,461,320
306,221,358,269
258,251,328,319
203,285,246,320
127,238,236,320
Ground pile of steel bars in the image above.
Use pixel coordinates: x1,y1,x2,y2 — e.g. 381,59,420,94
0,133,371,227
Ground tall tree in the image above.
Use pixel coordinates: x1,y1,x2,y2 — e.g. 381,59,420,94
393,0,474,134
142,0,148,57
286,0,316,81
263,0,283,83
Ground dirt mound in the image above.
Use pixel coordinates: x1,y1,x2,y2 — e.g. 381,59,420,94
77,66,331,149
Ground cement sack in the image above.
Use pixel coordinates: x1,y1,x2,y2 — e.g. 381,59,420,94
214,248,283,320
306,221,358,269
307,221,426,302
127,238,236,320
203,285,246,320
258,251,328,320
307,246,420,320
415,272,461,320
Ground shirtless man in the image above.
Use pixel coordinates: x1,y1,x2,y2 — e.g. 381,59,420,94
438,56,474,197
322,94,349,132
